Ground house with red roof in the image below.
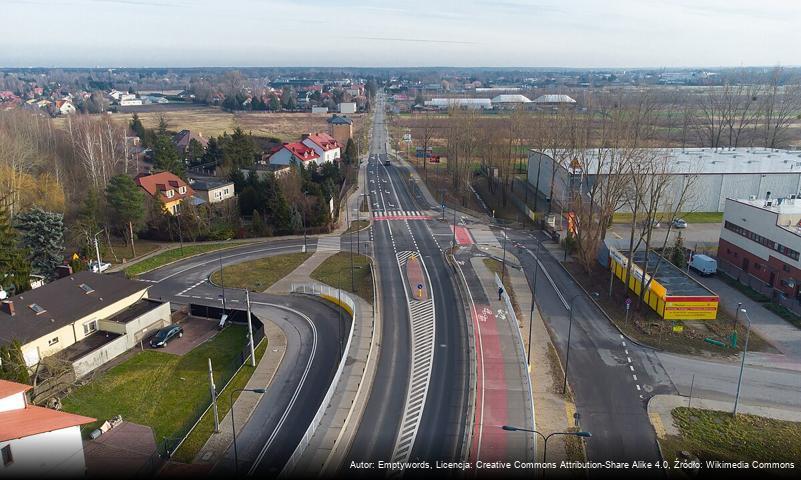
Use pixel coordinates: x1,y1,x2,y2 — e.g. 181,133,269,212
135,171,195,214
301,132,342,164
267,142,321,167
0,379,95,477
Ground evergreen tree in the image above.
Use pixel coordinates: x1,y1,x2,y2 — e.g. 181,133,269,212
251,209,265,236
14,207,65,279
274,191,292,233
222,128,257,170
157,114,169,136
289,205,304,233
268,95,281,112
186,138,206,165
344,138,357,164
106,175,146,256
129,113,146,140
153,135,185,177
203,136,224,166
0,341,30,384
671,232,687,269
0,200,30,294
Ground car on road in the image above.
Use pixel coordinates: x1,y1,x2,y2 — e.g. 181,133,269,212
672,218,688,229
689,253,717,275
149,324,183,348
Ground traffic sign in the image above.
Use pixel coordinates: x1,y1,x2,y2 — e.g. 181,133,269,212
625,298,632,305
417,283,423,290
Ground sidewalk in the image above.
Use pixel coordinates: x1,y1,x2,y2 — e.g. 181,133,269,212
266,249,337,295
193,317,287,464
648,393,801,439
500,256,580,462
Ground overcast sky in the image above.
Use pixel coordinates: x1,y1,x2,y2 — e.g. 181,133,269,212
2,0,799,68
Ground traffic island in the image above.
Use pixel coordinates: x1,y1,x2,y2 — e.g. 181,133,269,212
209,252,312,291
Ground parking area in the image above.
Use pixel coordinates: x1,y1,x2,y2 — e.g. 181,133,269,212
146,316,220,356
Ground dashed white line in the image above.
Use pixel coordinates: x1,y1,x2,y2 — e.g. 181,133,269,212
629,365,635,371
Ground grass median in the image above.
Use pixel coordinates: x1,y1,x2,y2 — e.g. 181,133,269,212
659,407,801,467
310,252,373,304
125,243,240,277
63,325,248,447
209,252,311,292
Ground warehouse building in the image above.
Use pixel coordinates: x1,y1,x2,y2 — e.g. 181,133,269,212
424,98,493,110
528,148,801,213
718,197,801,308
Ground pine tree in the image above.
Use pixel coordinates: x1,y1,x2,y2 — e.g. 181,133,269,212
14,207,64,280
671,232,687,269
106,175,146,256
0,200,30,294
129,113,146,139
251,209,265,236
268,95,281,112
157,115,169,135
0,341,30,384
153,135,185,177
344,138,357,164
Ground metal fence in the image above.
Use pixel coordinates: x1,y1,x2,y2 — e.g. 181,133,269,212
281,283,357,474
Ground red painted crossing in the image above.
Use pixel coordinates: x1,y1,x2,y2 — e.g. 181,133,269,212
451,225,474,245
372,215,432,221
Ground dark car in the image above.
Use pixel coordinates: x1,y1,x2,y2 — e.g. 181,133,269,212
149,325,183,348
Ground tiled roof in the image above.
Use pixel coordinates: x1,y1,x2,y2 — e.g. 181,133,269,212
306,132,341,151
283,142,320,162
0,404,95,442
135,172,194,203
327,114,352,125
173,130,208,149
0,380,31,398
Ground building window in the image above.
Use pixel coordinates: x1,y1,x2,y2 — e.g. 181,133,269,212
179,186,186,194
166,190,174,198
83,320,97,335
2,445,12,466
784,265,791,272
724,221,800,261
48,337,59,346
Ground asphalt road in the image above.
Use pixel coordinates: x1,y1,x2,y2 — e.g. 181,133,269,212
345,94,470,471
137,238,346,475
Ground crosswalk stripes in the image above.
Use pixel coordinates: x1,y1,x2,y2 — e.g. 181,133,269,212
371,210,426,218
315,236,341,252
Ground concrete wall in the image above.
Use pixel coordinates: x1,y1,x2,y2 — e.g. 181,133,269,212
0,426,86,477
0,391,25,412
72,335,128,379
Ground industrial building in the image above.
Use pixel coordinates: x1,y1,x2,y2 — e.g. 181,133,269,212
528,148,801,213
424,98,492,110
718,197,801,307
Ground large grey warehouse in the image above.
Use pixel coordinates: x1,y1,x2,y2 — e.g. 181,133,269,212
527,148,801,213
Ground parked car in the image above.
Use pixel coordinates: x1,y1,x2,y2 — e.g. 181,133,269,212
217,314,229,330
149,325,183,348
673,218,688,229
689,254,717,276
88,260,111,273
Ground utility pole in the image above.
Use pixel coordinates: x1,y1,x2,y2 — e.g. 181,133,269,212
246,290,255,367
501,231,508,282
208,358,219,433
93,230,103,273
348,204,354,292
219,252,226,312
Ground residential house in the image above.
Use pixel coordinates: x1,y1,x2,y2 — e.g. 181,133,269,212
118,94,142,106
53,100,76,115
0,272,171,378
267,142,321,167
301,132,342,164
172,130,208,156
190,180,235,204
0,380,95,477
328,114,353,147
135,171,195,215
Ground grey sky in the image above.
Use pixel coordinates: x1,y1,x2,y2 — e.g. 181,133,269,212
1,0,798,68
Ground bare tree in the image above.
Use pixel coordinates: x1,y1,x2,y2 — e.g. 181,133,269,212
761,67,801,149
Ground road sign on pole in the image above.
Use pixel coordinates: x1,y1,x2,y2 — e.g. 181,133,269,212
624,298,631,325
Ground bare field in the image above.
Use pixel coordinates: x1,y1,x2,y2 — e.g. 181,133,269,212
54,108,366,141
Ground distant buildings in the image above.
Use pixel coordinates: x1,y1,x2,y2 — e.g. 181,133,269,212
53,100,76,115
425,98,492,110
338,102,357,114
531,94,576,106
0,380,95,477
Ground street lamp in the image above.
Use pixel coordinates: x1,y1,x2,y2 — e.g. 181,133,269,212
230,388,266,476
502,425,591,463
218,252,227,312
733,307,752,416
562,291,599,395
527,239,542,367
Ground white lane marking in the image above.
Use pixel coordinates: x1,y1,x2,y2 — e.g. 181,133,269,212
248,302,317,475
636,384,641,391
627,357,632,363
632,374,638,381
622,341,627,347
524,247,568,309
624,349,629,355
629,365,635,371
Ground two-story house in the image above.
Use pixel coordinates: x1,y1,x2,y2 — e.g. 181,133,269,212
267,142,321,167
301,132,342,164
135,172,195,215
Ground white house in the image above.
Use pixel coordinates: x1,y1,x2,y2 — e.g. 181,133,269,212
55,100,76,115
190,180,235,204
301,133,341,164
339,102,357,114
118,94,142,106
268,142,321,167
0,380,95,477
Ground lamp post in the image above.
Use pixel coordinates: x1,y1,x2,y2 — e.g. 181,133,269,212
502,425,591,463
527,240,541,367
562,291,599,395
218,252,227,312
230,388,266,476
501,230,508,282
733,307,752,416
92,230,103,273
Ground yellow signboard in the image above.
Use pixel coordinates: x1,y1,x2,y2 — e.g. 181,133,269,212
663,304,718,320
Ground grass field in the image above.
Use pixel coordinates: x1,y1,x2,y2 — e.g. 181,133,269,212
612,212,724,224
125,243,238,276
62,325,248,445
170,338,268,463
54,108,367,142
659,407,801,467
311,252,373,304
97,239,161,265
209,252,311,292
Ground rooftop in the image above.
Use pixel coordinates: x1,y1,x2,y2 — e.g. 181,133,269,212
60,331,122,362
491,94,531,103
539,148,801,175
730,197,801,215
0,379,31,398
533,94,576,104
630,250,717,298
328,114,352,125
104,298,164,325
0,404,95,442
190,179,234,191
0,272,149,345
136,171,194,203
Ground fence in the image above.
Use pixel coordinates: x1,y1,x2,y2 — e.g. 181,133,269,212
718,259,801,317
281,283,357,474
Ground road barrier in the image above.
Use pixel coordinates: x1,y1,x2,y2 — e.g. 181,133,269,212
280,283,357,475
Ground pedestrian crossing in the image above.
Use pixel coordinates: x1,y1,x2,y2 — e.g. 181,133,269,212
315,236,341,252
372,210,426,217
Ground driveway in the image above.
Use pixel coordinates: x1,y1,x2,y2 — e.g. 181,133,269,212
689,271,801,368
147,316,219,356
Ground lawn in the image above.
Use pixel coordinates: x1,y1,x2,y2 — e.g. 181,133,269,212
209,252,311,291
612,212,724,224
345,220,370,234
310,252,373,304
659,407,801,467
62,325,249,447
170,338,268,463
125,243,239,276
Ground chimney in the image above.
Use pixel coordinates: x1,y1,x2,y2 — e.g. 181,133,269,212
1,300,14,316
302,133,311,140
